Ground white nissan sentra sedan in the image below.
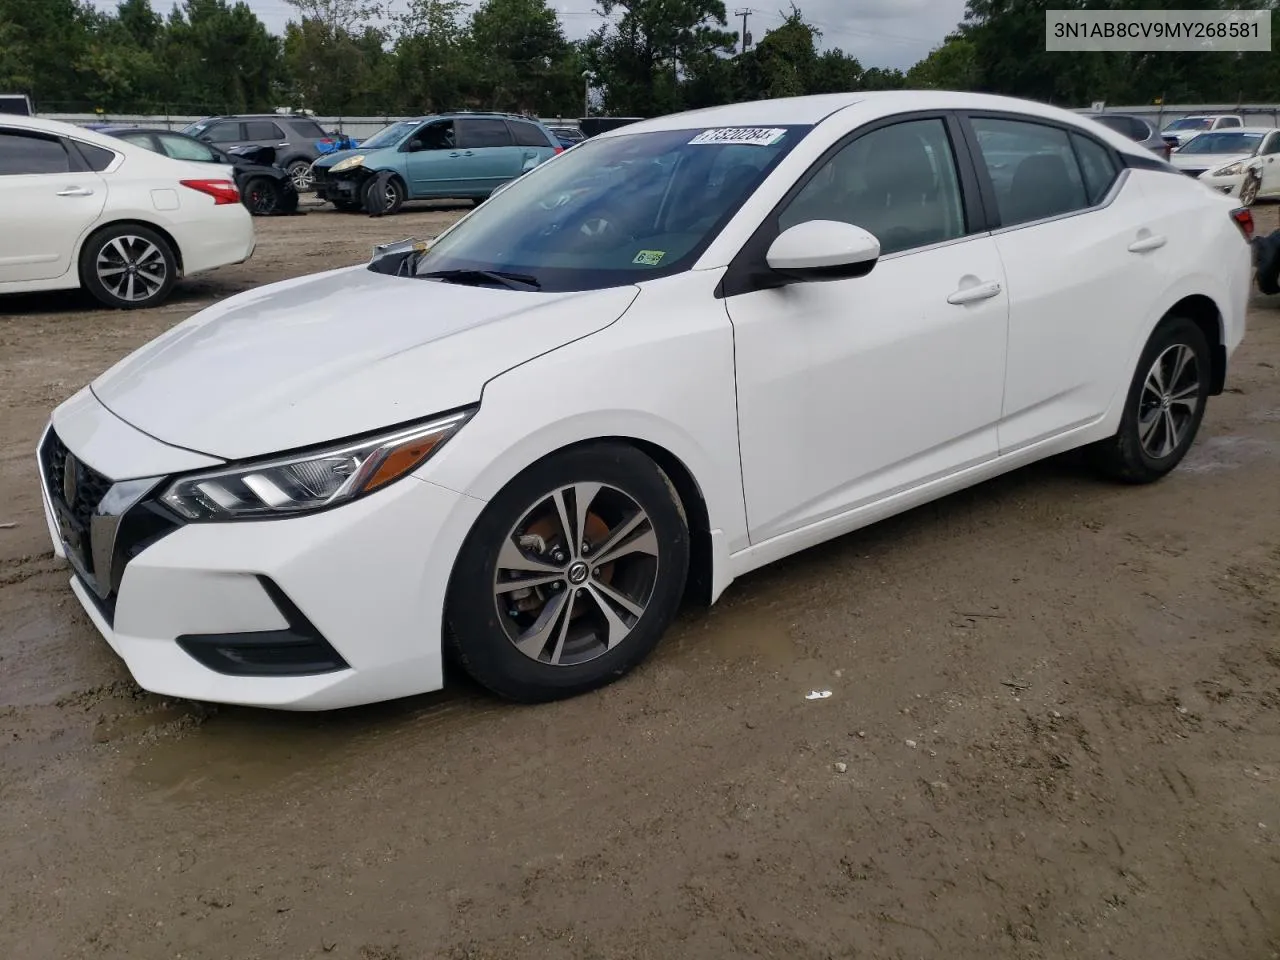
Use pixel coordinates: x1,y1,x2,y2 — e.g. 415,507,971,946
36,92,1251,710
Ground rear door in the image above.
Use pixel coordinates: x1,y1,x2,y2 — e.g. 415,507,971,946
963,113,1164,452
0,128,106,283
242,118,286,154
455,118,522,196
508,119,558,173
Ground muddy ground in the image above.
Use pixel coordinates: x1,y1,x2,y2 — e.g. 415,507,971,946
1,200,1278,960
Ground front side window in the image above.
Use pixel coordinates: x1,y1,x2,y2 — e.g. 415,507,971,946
458,118,513,149
159,134,220,162
1263,132,1280,155
1177,131,1264,155
243,120,284,141
971,117,1089,227
0,131,71,175
778,118,966,256
413,125,810,291
409,120,455,151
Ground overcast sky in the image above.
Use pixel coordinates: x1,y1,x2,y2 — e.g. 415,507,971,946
91,0,967,69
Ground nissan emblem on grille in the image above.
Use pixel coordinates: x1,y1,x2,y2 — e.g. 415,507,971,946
63,452,77,507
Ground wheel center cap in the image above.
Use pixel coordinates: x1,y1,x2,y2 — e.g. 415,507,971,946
566,560,589,585
1160,394,1171,409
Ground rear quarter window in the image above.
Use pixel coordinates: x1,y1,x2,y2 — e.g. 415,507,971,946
1069,133,1119,205
509,120,554,148
70,141,118,172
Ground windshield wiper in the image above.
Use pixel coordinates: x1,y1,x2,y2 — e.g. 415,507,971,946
417,268,541,291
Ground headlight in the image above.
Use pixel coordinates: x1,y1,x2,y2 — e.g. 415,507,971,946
1212,161,1245,177
159,411,472,521
329,154,366,174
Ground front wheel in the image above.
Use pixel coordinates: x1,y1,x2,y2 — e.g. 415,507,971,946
445,444,690,702
242,176,282,215
1240,172,1261,206
1088,317,1211,483
79,225,177,309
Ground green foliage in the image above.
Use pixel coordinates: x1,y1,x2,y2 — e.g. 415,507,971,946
4,0,1279,118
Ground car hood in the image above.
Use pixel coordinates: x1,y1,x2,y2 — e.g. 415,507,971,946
1170,151,1250,170
312,149,364,169
91,266,640,460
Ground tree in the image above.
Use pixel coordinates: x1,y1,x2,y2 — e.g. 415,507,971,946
390,0,470,112
905,34,978,91
469,0,580,114
585,0,737,116
0,0,98,107
160,0,280,112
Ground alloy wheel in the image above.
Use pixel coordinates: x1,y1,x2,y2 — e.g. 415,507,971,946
493,483,660,666
1138,343,1201,459
1241,174,1260,206
289,161,314,191
95,235,167,303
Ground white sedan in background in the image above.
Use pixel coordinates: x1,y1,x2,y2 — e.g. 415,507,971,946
0,115,254,309
37,91,1250,710
1170,127,1280,204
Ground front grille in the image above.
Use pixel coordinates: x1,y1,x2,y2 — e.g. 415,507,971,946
40,428,183,627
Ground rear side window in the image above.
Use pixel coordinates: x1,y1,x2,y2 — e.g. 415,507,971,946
509,120,553,148
243,120,283,140
71,141,118,172
1070,134,1118,205
971,117,1089,227
205,121,242,143
458,118,513,149
0,131,71,174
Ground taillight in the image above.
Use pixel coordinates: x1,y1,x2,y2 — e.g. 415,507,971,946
180,179,240,205
554,146,564,154
1230,206,1254,241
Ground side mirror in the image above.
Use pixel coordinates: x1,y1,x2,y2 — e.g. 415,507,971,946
765,220,881,282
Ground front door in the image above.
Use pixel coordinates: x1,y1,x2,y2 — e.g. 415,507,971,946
0,128,106,283
403,120,464,197
725,116,1010,543
1257,131,1280,197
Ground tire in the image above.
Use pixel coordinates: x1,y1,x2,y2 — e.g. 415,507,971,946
381,176,405,214
286,159,315,192
445,443,690,702
79,224,177,310
362,174,405,215
1087,316,1211,483
1240,172,1260,206
242,176,281,216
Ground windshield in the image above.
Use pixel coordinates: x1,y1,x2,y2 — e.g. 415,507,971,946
358,120,419,150
1165,117,1213,132
413,125,810,292
1178,131,1262,155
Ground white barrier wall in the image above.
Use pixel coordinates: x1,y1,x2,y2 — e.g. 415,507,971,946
40,113,584,139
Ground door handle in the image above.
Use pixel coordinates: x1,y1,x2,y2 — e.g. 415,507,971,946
1128,234,1167,253
56,186,94,197
449,151,461,157
946,279,1001,305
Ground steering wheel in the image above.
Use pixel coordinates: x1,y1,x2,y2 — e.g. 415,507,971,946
579,218,615,238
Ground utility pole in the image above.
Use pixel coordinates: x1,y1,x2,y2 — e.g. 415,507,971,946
735,8,751,54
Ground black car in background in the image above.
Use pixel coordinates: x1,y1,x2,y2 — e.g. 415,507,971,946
181,113,333,190
96,126,299,216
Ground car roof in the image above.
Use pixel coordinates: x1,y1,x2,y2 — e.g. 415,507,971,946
604,91,1137,138
0,113,138,149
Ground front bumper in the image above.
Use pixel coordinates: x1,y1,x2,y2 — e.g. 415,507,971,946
1197,170,1246,197
312,168,363,203
38,393,485,710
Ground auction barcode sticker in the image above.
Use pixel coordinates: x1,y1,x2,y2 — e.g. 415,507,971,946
689,127,787,146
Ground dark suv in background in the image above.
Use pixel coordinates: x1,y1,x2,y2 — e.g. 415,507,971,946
182,113,332,190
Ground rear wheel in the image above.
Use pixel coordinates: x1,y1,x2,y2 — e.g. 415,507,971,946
1088,317,1210,483
445,444,689,702
79,224,177,310
286,159,314,192
242,176,282,215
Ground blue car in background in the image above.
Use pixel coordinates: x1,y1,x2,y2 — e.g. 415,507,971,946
311,111,563,214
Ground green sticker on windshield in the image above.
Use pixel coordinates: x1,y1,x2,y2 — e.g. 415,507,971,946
633,249,665,266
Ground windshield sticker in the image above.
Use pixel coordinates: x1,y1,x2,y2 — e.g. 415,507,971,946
689,127,786,147
633,249,665,266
